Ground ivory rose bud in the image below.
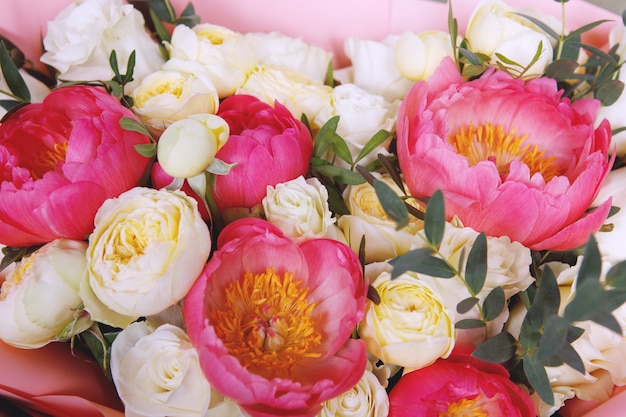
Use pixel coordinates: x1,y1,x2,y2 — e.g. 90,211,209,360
237,65,332,123
244,32,332,83
111,322,212,417
41,0,163,90
314,83,397,167
132,59,220,133
394,30,455,81
338,173,422,264
318,368,389,417
358,268,455,370
82,187,211,328
157,114,229,178
166,24,256,97
0,239,93,349
262,176,343,243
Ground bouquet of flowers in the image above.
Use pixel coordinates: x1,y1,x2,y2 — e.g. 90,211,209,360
1,0,626,416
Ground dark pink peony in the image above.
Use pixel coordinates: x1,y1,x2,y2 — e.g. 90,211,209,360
0,86,151,246
396,58,613,251
388,347,535,417
183,218,367,417
212,94,313,211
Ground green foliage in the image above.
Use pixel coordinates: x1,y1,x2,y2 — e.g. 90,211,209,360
78,324,120,380
0,41,30,112
0,245,39,273
423,190,445,248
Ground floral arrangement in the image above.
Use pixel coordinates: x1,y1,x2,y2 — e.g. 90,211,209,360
1,0,626,416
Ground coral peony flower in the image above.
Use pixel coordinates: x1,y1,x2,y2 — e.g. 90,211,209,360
397,58,613,251
212,94,313,212
388,347,535,417
183,218,368,417
0,86,151,247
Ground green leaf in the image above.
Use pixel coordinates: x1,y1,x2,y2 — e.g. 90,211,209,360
515,13,561,40
606,261,626,290
314,164,365,185
523,354,554,406
120,117,153,139
472,331,517,363
557,342,585,374
206,158,237,176
567,20,612,40
536,315,568,362
149,0,176,23
465,232,487,296
563,279,604,323
0,41,30,102
523,265,560,333
134,143,157,157
177,2,200,27
328,133,354,165
589,310,622,335
0,245,38,273
577,235,602,288
313,115,339,158
109,50,121,80
0,99,23,113
324,60,334,87
354,130,391,165
456,297,479,314
424,190,445,248
150,8,172,44
567,324,585,343
388,248,456,279
103,80,123,98
325,184,350,216
482,286,505,322
377,154,405,195
123,50,136,84
595,80,624,106
455,318,486,329
373,179,409,229
544,59,579,81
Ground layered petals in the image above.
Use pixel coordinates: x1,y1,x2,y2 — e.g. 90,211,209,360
183,218,367,417
397,58,612,250
0,86,151,246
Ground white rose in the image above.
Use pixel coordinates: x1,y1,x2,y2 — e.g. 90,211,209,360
132,59,220,133
237,64,332,123
342,36,415,102
358,267,455,370
394,30,455,81
593,166,626,264
244,32,332,83
0,239,93,348
166,24,256,98
111,322,211,417
82,187,211,327
157,114,229,178
41,0,164,90
338,173,423,264
314,83,397,167
465,0,556,78
317,369,389,417
262,176,344,243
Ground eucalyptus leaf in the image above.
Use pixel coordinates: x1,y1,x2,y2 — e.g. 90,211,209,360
0,99,22,112
374,179,409,230
388,248,456,279
459,47,483,65
120,117,153,138
563,279,604,323
589,310,622,335
456,297,479,314
134,143,157,157
472,331,517,363
0,42,30,102
606,261,626,290
544,59,579,81
455,319,486,329
177,2,200,26
314,164,365,185
465,233,488,296
148,0,176,23
576,235,602,288
595,80,624,106
482,286,505,322
523,265,560,332
557,342,585,374
536,316,568,362
424,190,445,248
523,355,554,406
355,130,391,165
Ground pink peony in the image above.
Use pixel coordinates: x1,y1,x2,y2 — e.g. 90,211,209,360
212,94,313,211
388,347,535,417
183,217,367,417
396,58,613,251
0,86,151,247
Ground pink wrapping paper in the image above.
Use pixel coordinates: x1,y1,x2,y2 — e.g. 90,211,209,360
0,1,623,416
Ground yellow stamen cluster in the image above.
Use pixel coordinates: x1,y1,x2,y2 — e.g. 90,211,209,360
449,122,559,181
31,141,68,180
439,396,489,417
208,267,321,378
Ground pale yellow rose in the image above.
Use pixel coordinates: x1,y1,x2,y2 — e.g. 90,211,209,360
0,239,93,348
262,176,344,243
394,30,455,81
157,114,229,178
237,64,333,123
166,24,256,98
358,267,455,370
132,59,219,133
339,173,423,264
317,368,389,417
111,322,212,417
82,187,211,327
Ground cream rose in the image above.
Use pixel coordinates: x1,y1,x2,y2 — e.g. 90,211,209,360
82,187,211,327
166,24,256,98
111,322,212,417
358,267,455,370
338,173,423,264
237,65,333,123
132,59,220,133
394,30,455,81
41,0,163,90
314,83,397,167
262,176,343,243
0,239,93,348
593,166,626,264
317,369,389,417
157,114,229,178
244,32,332,83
